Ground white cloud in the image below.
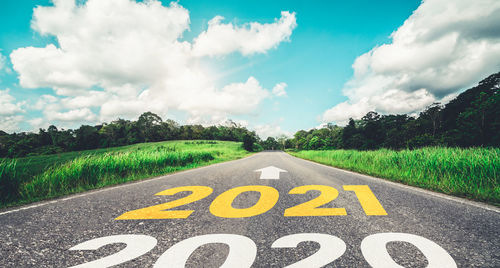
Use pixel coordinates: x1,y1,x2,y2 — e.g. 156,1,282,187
46,108,97,122
323,99,374,126
254,124,291,139
60,91,109,109
0,52,6,71
28,118,46,130
192,11,297,57
0,51,12,74
0,89,25,132
323,0,500,124
9,0,296,128
272,82,287,97
0,116,24,133
0,89,25,116
32,94,58,110
179,77,270,116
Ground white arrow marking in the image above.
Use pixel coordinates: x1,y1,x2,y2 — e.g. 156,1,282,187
254,166,287,180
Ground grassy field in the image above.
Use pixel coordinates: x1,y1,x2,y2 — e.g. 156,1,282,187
289,147,499,206
0,140,250,208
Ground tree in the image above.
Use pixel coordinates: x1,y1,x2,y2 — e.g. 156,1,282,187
360,111,383,149
137,112,163,142
75,125,100,150
419,103,442,138
261,137,279,150
342,118,359,149
47,125,59,146
242,133,256,151
293,130,308,149
276,135,288,150
457,91,500,146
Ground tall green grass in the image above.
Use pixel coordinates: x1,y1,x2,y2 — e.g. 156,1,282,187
290,147,499,205
1,140,250,208
0,159,20,203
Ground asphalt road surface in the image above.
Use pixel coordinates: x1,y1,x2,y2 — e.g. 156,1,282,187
1,151,499,267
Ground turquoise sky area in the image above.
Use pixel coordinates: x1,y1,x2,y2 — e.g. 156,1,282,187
2,0,498,138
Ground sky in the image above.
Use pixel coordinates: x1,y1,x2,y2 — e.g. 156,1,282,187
1,0,499,138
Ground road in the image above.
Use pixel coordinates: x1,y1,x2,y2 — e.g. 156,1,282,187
0,151,499,267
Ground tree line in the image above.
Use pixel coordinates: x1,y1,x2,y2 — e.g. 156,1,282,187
0,112,259,158
1,71,499,156
262,71,500,151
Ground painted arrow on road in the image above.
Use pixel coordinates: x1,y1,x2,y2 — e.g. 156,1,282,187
255,166,287,180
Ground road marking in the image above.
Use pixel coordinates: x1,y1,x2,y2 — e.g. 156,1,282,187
115,184,383,219
0,154,258,216
284,185,347,216
154,234,256,268
361,233,457,268
271,233,346,267
290,154,500,214
210,185,279,218
67,232,456,267
69,235,158,268
116,186,213,220
343,185,387,216
255,166,287,179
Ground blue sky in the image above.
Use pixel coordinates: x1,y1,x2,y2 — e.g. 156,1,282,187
1,0,499,138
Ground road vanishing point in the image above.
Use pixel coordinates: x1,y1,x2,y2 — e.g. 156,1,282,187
0,151,499,267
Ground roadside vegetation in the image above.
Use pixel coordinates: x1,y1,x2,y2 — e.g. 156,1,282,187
277,72,499,206
0,112,259,158
290,147,499,205
0,140,250,208
1,72,499,207
262,72,500,151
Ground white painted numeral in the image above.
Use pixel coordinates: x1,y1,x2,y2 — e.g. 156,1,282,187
153,234,257,268
271,233,346,267
68,234,157,268
68,232,456,267
361,232,457,268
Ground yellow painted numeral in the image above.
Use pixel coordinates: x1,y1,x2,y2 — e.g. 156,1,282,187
284,185,347,217
115,186,213,220
343,185,387,216
210,185,279,218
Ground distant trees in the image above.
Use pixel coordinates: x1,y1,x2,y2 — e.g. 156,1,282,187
0,113,260,158
2,72,499,157
242,133,256,151
280,71,500,151
260,137,280,150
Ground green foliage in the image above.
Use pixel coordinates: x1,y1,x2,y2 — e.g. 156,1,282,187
291,147,500,205
261,137,280,150
242,133,256,151
287,71,500,151
22,150,213,200
1,140,250,208
0,112,259,158
0,159,20,203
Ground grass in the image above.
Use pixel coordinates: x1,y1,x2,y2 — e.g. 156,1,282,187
289,147,500,206
0,140,251,208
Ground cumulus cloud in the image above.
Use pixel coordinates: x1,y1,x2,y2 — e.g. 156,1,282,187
0,116,24,133
0,89,25,116
272,82,287,97
46,108,97,122
254,124,291,139
192,11,297,57
179,77,270,116
28,117,46,130
0,90,25,132
322,0,500,124
9,0,296,128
